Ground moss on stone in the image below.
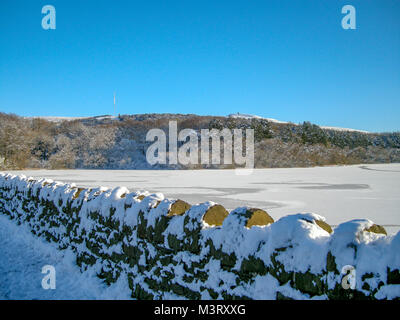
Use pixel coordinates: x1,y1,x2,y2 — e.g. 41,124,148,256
292,271,326,297
387,268,400,284
362,282,370,291
153,200,161,209
195,270,209,282
276,292,294,300
170,283,201,300
221,292,251,300
152,216,169,244
245,208,274,228
202,204,229,226
326,251,339,274
122,244,142,266
240,256,267,277
76,252,96,267
182,274,195,283
167,199,191,217
137,210,148,239
159,255,174,266
133,284,154,300
184,232,201,254
361,272,374,281
269,251,293,286
365,224,387,236
98,267,120,285
315,220,333,234
220,252,237,271
167,234,182,251
72,188,85,200
207,288,219,299
327,282,371,300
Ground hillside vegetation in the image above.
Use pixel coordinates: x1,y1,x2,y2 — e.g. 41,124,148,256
0,112,399,169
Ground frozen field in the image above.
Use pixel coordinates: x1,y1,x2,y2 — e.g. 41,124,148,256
6,163,400,235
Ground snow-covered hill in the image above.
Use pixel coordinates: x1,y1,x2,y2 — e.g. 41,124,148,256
228,113,368,133
25,115,119,123
30,113,369,133
2,112,400,170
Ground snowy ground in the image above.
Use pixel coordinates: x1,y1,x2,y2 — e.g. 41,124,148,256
1,164,399,300
6,163,400,235
0,214,131,300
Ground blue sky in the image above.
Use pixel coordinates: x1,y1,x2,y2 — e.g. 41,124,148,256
0,0,399,132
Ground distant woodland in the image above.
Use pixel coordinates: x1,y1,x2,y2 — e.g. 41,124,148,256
1,112,399,170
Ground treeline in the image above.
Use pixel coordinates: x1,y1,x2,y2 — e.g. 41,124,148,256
0,112,399,169
0,113,117,169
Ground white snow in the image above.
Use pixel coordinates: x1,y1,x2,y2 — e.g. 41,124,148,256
320,126,369,133
25,116,90,122
24,115,119,123
227,113,369,132
228,113,289,124
0,214,131,300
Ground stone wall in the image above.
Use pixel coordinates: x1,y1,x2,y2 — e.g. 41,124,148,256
0,173,399,300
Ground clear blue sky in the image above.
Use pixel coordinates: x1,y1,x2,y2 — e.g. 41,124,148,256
0,0,399,132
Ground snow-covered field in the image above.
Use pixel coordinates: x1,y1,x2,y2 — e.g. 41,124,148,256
7,163,400,235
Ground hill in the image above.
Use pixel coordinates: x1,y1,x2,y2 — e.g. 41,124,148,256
0,112,399,169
